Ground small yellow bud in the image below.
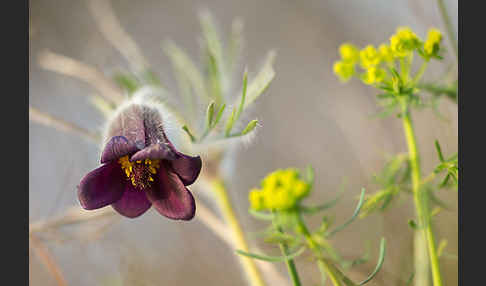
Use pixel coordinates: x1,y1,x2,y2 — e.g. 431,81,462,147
360,45,381,69
333,61,355,82
389,27,421,57
339,43,359,63
424,28,442,58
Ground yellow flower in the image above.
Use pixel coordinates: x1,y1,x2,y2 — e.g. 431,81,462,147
361,67,386,85
360,45,381,69
378,44,394,63
389,27,421,57
333,60,355,82
339,43,359,63
424,28,442,58
248,168,311,211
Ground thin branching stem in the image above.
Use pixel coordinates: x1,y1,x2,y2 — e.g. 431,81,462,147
272,214,301,286
209,178,267,286
401,103,443,286
294,213,345,286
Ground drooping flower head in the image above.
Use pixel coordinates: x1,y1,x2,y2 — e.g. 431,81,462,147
77,96,202,220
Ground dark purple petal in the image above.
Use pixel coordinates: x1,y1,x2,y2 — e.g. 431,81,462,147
170,154,202,186
105,104,146,149
77,162,125,210
130,143,177,162
112,184,152,218
101,136,140,164
146,163,196,220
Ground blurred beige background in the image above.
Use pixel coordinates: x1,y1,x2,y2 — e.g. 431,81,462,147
29,0,458,285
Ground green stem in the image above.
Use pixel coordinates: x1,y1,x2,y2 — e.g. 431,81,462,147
211,178,266,286
272,217,302,286
401,104,443,286
294,213,344,286
436,0,458,61
412,62,428,85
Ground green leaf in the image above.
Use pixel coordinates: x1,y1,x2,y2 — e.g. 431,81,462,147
213,103,226,127
263,232,296,244
359,188,396,218
200,11,225,71
241,119,258,135
326,188,365,237
342,241,371,269
227,18,243,72
435,140,445,162
113,73,140,94
358,238,386,285
405,272,415,286
235,70,248,123
249,209,274,220
300,193,342,214
305,165,315,187
243,50,276,108
235,247,305,262
225,71,248,136
437,239,448,257
182,125,196,142
207,52,223,104
206,101,215,128
224,109,236,137
428,189,452,211
164,41,209,101
200,11,225,103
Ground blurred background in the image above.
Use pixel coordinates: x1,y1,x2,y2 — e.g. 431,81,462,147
29,0,458,285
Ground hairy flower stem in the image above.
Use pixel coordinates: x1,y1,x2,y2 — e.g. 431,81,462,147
401,104,443,286
272,216,301,286
436,0,458,61
294,213,344,286
210,178,266,286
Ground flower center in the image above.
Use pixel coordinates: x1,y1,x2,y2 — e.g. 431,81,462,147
118,155,161,190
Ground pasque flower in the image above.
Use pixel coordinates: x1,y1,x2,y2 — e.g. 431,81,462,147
78,99,202,220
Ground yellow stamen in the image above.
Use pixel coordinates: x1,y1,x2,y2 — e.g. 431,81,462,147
118,155,161,189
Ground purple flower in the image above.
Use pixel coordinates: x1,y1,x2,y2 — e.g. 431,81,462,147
77,104,202,220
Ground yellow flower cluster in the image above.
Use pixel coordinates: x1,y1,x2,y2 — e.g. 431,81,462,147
333,27,443,86
249,168,311,211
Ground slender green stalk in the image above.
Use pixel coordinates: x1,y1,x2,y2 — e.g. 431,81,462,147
294,213,343,286
436,0,458,61
412,62,428,85
272,218,301,286
401,104,443,286
210,178,266,286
